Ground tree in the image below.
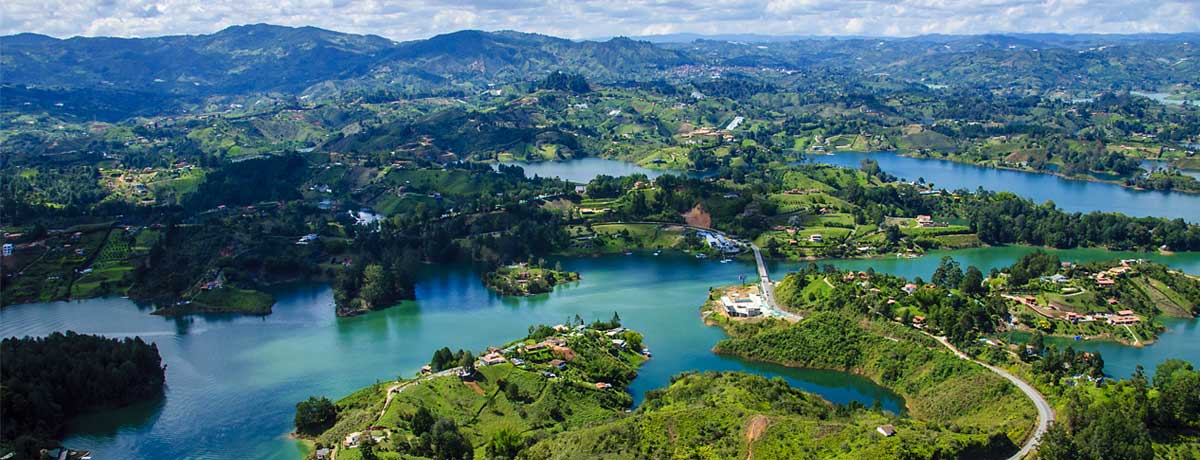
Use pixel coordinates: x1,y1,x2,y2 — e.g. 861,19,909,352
931,256,963,288
294,396,337,435
485,428,524,460
360,435,379,460
411,406,435,436
1030,331,1045,356
622,331,644,352
1037,424,1081,460
884,225,902,244
959,265,986,297
611,311,622,327
431,419,473,460
459,350,476,374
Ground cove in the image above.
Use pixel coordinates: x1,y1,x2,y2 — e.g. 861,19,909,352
4,248,1198,459
807,151,1200,221
1,254,899,460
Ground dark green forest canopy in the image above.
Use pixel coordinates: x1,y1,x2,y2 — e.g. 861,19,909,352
1,332,166,457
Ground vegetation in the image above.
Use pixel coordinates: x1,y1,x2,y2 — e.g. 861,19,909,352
1,332,165,458
300,323,646,459
482,263,579,296
526,371,1014,460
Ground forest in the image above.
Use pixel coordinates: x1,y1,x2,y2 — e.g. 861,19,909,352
0,332,166,458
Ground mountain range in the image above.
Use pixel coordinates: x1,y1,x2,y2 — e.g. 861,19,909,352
3,24,1198,117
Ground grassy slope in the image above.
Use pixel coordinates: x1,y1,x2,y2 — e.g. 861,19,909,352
712,312,1036,453
525,372,1015,460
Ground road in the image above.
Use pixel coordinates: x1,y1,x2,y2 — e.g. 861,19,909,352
930,335,1054,460
749,244,777,309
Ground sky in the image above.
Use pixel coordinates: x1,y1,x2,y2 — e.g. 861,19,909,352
2,0,1198,40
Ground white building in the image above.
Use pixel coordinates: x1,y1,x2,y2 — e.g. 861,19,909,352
721,292,765,317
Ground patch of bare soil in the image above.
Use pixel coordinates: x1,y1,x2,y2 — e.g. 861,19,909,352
682,204,712,228
745,415,769,460
463,380,485,395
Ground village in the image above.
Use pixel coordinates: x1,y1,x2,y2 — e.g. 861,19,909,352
322,322,651,459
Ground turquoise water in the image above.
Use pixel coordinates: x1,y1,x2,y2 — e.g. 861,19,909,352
6,155,1200,459
4,248,1198,459
808,151,1200,220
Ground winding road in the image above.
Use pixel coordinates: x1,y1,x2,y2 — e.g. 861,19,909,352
930,335,1055,460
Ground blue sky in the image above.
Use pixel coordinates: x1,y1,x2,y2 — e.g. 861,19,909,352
2,0,1198,39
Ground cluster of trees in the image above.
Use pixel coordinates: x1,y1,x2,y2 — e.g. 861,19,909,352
1,332,166,457
400,407,473,460
950,192,1200,251
537,71,590,93
0,165,112,223
184,154,307,210
1030,345,1105,380
1039,360,1200,460
334,261,417,314
1006,250,1062,286
294,396,337,436
429,347,474,373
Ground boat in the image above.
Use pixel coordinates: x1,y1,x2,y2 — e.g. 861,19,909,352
720,258,732,263
695,253,708,259
653,250,661,256
624,251,633,256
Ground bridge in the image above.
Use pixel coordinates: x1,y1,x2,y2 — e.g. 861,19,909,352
749,243,778,310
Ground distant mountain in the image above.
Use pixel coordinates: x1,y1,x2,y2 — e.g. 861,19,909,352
1,24,394,96
0,25,692,99
2,24,1197,118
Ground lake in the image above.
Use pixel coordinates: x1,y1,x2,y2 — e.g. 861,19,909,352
499,158,670,183
4,248,1199,460
807,151,1200,221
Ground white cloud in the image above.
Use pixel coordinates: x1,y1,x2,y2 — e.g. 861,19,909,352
0,0,1196,39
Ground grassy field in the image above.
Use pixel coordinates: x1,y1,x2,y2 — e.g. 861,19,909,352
562,223,689,255
169,287,275,315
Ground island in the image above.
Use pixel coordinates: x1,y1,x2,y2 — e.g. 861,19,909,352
482,262,580,296
1,332,166,459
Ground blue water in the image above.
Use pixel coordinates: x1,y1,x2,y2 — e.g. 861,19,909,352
808,151,1200,220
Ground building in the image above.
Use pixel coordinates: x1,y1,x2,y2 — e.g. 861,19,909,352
1,243,11,257
595,382,613,390
903,283,918,294
916,215,933,227
480,352,507,366
1045,274,1069,283
1108,311,1140,325
548,359,567,370
315,448,331,460
808,234,823,243
877,424,896,437
721,291,765,317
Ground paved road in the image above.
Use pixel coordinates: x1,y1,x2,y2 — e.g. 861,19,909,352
931,335,1054,460
749,244,777,308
